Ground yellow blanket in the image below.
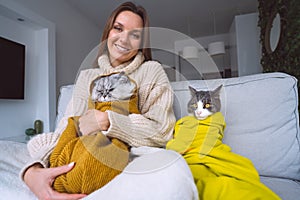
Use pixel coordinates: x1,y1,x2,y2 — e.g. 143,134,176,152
166,112,280,200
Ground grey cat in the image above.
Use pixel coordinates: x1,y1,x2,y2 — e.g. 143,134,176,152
187,85,222,120
91,71,135,102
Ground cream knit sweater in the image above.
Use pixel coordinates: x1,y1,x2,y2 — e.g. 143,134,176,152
20,52,176,178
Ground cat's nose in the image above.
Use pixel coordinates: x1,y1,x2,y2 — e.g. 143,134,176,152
196,111,202,115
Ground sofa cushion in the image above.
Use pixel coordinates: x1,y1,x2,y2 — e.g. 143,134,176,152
55,85,74,129
171,72,300,181
260,176,300,200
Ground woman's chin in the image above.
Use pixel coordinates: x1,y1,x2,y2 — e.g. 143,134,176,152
110,51,131,64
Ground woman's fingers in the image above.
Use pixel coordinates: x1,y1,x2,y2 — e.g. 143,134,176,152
49,162,75,178
49,190,87,200
24,163,87,200
79,109,110,135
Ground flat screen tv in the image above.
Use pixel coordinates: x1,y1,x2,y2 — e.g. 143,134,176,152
0,36,25,99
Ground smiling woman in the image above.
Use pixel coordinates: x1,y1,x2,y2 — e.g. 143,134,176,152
21,2,180,199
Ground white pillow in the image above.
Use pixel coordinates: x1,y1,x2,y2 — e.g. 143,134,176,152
55,85,74,129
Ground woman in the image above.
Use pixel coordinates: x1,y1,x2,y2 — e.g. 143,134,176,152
22,2,176,199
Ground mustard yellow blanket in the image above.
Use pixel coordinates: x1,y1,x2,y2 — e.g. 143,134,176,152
49,73,139,194
166,112,280,200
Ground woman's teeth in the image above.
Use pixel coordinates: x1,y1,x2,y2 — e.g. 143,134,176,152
115,44,129,52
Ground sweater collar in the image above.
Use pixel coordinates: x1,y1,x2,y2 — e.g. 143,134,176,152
97,52,144,75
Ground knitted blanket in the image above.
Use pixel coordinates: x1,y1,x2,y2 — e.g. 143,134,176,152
50,74,139,194
166,112,280,200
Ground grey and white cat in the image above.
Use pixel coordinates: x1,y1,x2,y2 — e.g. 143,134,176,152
187,85,222,120
91,71,135,102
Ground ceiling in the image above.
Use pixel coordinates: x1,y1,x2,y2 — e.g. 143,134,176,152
64,0,258,38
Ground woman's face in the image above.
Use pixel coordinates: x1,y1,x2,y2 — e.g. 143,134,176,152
107,11,143,67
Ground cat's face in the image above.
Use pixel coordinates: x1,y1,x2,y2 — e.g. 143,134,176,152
187,85,222,120
91,72,134,102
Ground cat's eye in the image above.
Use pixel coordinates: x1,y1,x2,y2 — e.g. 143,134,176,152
192,103,197,108
204,103,210,108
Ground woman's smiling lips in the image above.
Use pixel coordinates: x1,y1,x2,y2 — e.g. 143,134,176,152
114,43,130,53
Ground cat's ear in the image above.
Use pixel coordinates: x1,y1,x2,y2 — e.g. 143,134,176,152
118,72,130,84
189,86,197,95
212,85,223,96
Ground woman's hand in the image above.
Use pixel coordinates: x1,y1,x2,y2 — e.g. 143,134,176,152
79,109,110,135
24,162,87,200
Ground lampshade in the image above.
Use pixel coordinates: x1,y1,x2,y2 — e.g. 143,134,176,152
208,41,225,56
182,46,198,59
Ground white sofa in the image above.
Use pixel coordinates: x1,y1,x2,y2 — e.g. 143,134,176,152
56,71,300,199
171,72,300,200
0,72,299,199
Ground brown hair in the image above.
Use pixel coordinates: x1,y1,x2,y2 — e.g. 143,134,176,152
94,1,152,66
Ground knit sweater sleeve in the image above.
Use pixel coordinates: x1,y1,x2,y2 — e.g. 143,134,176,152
105,61,176,147
20,70,94,180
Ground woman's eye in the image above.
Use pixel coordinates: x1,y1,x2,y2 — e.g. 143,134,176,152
113,25,122,32
131,33,141,40
204,103,210,108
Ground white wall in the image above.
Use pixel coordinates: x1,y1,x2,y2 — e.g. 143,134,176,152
0,0,262,136
174,34,230,81
171,13,262,81
229,19,238,74
230,13,262,76
0,0,100,137
10,0,101,94
0,13,53,137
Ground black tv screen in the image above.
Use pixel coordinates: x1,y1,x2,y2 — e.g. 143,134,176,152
0,36,25,99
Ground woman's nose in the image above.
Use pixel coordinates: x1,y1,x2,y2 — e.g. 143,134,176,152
119,31,129,44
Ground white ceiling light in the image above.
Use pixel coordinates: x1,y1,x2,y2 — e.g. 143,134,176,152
183,46,198,59
182,16,199,59
208,11,225,56
208,41,225,56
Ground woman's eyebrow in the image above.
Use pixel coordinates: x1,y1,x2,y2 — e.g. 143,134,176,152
114,22,123,27
114,21,142,32
131,29,142,34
